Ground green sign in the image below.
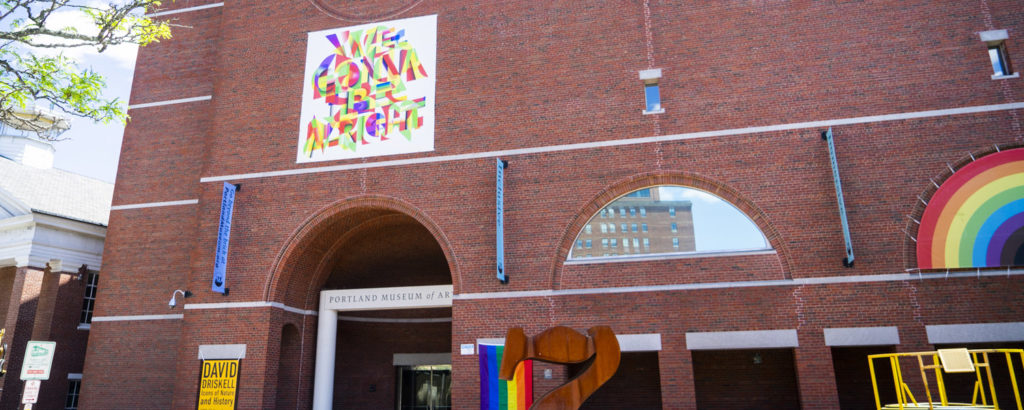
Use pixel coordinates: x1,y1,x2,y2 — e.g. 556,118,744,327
20,341,56,380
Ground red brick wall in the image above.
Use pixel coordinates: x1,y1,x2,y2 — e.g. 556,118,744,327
84,0,1024,408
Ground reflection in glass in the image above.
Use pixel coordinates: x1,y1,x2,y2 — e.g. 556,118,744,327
569,186,770,260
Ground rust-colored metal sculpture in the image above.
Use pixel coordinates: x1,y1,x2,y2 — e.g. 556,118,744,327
499,326,620,410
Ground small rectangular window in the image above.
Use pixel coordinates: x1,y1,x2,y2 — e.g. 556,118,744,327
669,207,676,217
671,222,678,233
607,207,614,218
629,207,637,217
673,238,680,249
610,238,618,247
633,238,640,248
576,240,583,249
989,43,1012,76
600,224,607,233
65,379,81,410
622,237,629,247
80,272,99,324
601,239,608,248
619,208,626,217
621,223,627,232
599,209,607,218
640,207,646,217
643,238,650,248
641,223,648,233
609,224,616,233
585,240,592,249
631,223,638,232
585,224,592,234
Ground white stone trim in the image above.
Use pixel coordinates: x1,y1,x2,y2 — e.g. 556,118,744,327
183,300,317,316
198,343,246,360
686,329,799,350
980,29,1009,43
824,326,900,346
200,102,1024,183
638,68,662,81
455,269,1024,301
146,2,224,17
91,314,184,322
338,316,452,323
926,322,1024,344
67,373,82,380
992,73,1020,80
110,199,199,210
475,333,662,352
128,96,211,110
0,256,29,268
393,353,451,366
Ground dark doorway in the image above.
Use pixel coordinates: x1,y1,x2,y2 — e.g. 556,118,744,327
831,346,897,410
692,349,801,410
569,351,663,409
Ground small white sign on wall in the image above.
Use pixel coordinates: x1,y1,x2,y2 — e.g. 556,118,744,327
460,344,475,355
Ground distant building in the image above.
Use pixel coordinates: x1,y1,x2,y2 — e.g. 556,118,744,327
0,107,112,410
571,188,696,258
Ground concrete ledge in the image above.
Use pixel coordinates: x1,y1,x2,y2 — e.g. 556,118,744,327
824,326,899,346
980,29,1009,42
198,344,246,360
927,322,1024,344
686,329,798,350
393,353,451,366
476,333,662,352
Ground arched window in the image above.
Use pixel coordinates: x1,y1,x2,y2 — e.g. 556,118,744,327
568,186,770,260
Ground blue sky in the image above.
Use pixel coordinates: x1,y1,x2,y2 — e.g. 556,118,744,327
22,5,140,183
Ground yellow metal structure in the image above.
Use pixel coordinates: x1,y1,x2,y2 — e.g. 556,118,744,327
868,349,1024,410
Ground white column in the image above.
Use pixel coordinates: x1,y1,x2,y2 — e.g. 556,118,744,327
312,307,337,410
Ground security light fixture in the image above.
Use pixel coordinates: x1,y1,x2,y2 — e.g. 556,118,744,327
168,289,193,309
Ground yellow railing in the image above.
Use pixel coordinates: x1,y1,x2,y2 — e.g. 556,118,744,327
868,348,1024,410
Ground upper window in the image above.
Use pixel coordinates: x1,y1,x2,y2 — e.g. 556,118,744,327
80,272,99,324
569,186,770,260
980,29,1017,79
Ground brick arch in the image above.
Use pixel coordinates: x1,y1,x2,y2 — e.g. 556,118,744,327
308,0,424,23
550,171,793,288
263,195,460,311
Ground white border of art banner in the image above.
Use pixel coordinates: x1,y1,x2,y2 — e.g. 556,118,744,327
297,14,437,163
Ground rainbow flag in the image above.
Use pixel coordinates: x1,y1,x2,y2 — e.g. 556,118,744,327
479,344,533,410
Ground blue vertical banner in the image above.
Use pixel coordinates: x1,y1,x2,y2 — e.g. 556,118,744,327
823,127,855,267
213,182,237,294
496,159,507,283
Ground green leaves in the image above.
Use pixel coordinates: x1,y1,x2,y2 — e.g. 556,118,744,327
1,0,173,138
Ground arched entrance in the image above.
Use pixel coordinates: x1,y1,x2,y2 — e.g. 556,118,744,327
267,199,455,410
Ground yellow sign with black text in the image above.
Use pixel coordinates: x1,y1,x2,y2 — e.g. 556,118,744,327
197,359,239,410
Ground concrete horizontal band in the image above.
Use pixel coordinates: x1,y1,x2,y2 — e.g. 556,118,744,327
184,301,317,316
393,353,451,366
926,322,1024,344
200,102,1024,183
128,95,212,110
475,333,661,352
338,316,452,323
824,326,900,346
686,329,799,350
110,199,199,210
455,268,1024,301
198,343,246,360
91,314,183,322
146,2,224,17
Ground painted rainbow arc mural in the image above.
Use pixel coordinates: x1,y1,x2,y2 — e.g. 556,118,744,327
917,148,1024,269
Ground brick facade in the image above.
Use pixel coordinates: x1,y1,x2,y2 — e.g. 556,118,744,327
82,0,1023,408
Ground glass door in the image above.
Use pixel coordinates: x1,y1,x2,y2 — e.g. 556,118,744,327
396,365,452,410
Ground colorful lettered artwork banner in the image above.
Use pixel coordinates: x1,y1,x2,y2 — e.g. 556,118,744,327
479,344,533,410
297,14,437,163
917,148,1024,269
197,360,240,410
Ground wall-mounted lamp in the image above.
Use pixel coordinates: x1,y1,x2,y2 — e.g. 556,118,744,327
752,352,763,365
168,289,193,309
